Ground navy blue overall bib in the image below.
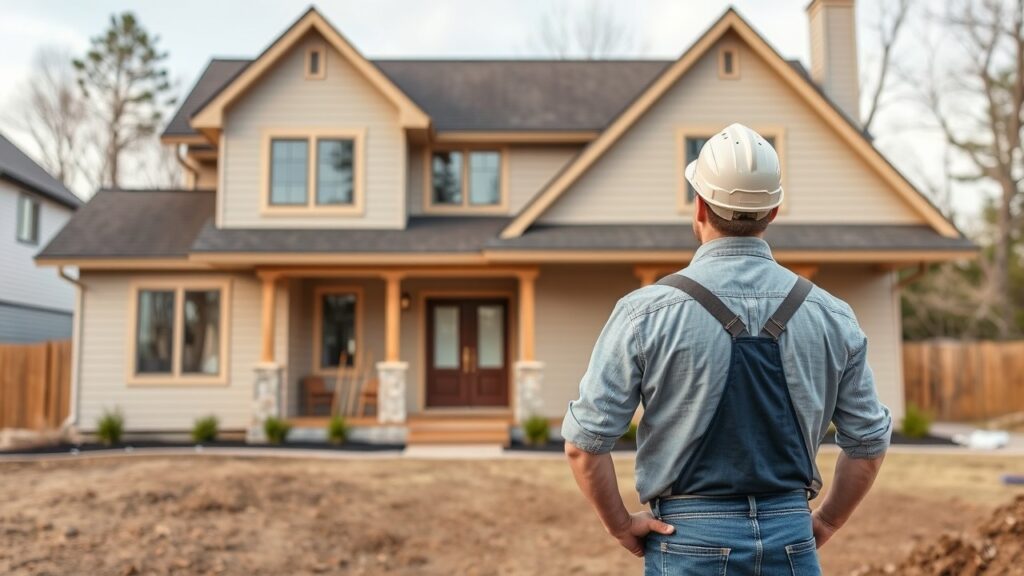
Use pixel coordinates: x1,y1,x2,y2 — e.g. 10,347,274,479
655,274,816,496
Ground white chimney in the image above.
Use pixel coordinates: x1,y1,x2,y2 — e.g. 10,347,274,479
807,0,860,125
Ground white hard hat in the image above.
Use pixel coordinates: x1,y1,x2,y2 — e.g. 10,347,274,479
685,123,784,220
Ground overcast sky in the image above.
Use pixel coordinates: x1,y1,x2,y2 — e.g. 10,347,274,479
0,0,983,221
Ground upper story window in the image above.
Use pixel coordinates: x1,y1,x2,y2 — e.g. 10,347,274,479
719,45,740,79
16,194,40,245
678,128,781,210
427,148,506,212
262,129,365,215
130,280,230,386
306,45,326,80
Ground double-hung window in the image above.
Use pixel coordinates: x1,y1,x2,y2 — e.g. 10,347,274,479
428,148,505,211
16,194,40,245
264,129,364,214
131,281,230,385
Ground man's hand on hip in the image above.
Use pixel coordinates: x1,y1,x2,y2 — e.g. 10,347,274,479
811,509,839,549
608,511,675,557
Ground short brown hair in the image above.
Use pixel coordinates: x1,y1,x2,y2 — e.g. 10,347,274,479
703,199,772,236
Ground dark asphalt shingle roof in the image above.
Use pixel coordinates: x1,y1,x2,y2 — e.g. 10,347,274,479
486,223,977,252
190,216,510,253
162,58,671,136
0,133,82,209
37,189,214,259
36,189,975,259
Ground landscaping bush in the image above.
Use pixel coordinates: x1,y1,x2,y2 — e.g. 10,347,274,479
327,416,348,445
522,415,550,446
191,415,219,443
902,404,933,439
96,408,124,446
621,422,638,443
263,417,291,445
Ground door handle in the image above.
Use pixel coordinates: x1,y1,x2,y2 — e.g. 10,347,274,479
462,346,470,374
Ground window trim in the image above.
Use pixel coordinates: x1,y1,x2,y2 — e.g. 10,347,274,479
718,44,740,79
675,125,786,214
311,285,364,377
260,128,366,216
16,193,40,245
305,44,326,80
422,145,509,214
126,278,232,386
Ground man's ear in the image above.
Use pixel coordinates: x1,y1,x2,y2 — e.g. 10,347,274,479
767,206,780,223
695,197,709,222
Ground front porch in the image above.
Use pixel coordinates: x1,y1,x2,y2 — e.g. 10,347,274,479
251,266,544,443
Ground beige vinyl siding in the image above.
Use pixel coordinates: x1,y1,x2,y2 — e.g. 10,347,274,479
538,32,922,225
816,266,905,419
507,145,580,213
408,145,579,216
221,31,406,229
77,271,272,432
534,265,639,418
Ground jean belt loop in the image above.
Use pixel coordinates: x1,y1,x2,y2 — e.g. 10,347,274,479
747,495,757,518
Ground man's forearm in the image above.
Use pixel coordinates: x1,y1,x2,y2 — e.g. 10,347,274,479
817,451,885,529
564,442,631,534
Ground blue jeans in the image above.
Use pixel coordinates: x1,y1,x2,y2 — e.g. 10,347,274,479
644,491,821,576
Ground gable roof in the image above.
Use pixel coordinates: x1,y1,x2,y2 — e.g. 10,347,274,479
0,133,82,209
163,59,669,138
189,8,430,140
499,8,961,240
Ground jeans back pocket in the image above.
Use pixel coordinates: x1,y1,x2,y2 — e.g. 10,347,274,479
785,537,821,576
659,542,730,576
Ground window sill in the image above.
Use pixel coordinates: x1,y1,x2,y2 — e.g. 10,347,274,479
127,374,229,387
261,205,364,217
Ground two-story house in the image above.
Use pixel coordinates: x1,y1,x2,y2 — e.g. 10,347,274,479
1,133,81,343
38,3,975,443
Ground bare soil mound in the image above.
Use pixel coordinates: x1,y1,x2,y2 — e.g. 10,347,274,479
855,495,1024,576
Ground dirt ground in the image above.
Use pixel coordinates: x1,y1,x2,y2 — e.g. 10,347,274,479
0,450,1022,576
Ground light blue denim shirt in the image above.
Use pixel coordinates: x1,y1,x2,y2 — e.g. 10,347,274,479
561,236,893,503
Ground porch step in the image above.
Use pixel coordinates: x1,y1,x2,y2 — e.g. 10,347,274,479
406,417,511,447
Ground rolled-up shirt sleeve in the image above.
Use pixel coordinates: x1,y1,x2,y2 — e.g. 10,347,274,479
832,334,892,459
561,298,644,454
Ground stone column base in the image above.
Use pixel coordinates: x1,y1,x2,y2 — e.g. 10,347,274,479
514,360,545,423
376,361,409,424
248,362,282,443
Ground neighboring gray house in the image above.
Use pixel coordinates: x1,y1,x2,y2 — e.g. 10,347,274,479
0,133,82,342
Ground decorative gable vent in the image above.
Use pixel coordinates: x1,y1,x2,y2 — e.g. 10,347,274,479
306,44,326,80
718,44,740,79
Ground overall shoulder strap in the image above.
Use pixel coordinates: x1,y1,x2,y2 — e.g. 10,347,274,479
761,277,814,339
656,274,749,337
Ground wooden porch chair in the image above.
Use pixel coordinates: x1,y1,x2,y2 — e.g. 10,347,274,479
301,375,334,416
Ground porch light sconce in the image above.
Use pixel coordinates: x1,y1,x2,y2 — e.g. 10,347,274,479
400,292,411,310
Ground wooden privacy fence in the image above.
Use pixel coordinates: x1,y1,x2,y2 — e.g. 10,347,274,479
903,340,1024,422
0,340,71,430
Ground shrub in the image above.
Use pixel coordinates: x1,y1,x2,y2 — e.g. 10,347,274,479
96,408,125,446
522,415,550,446
902,404,932,439
327,416,348,445
191,415,219,444
621,422,638,443
263,417,291,445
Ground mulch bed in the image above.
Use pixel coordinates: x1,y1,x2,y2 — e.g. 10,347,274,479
0,439,403,456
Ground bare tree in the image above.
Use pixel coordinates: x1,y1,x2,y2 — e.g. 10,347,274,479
909,0,1024,339
862,0,914,132
531,2,643,59
13,48,90,190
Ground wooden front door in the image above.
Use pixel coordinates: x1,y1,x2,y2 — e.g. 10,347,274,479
425,298,509,407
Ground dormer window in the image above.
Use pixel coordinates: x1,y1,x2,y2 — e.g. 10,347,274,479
426,147,506,213
719,45,739,79
262,128,364,215
306,45,326,80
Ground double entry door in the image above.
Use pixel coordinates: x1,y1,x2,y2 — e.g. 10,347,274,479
425,298,509,407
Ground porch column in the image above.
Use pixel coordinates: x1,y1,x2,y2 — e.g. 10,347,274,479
633,266,660,287
377,272,408,424
515,270,545,423
250,272,282,443
785,264,820,280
